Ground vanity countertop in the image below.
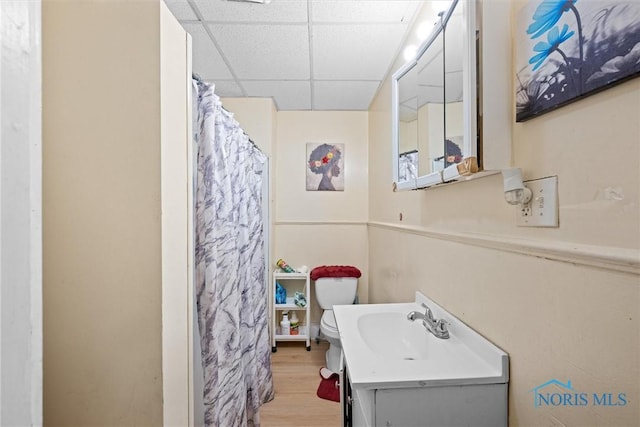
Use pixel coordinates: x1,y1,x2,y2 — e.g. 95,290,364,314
333,292,509,389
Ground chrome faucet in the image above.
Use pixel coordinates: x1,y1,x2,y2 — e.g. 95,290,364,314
407,303,450,339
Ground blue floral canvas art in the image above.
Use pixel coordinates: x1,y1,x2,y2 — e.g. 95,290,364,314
516,0,640,122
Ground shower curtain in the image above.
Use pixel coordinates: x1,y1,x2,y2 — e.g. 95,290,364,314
193,78,274,427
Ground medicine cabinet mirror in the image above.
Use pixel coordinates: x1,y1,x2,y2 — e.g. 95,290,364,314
392,0,478,191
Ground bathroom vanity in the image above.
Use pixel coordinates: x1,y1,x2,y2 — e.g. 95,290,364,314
334,292,509,427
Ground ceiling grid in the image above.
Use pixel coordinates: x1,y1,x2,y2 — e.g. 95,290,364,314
165,0,424,110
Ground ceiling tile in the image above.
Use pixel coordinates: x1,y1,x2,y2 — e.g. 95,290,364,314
416,37,444,104
208,24,310,80
418,85,444,103
174,0,424,111
182,23,233,80
399,100,417,122
312,24,407,80
312,81,380,110
163,0,198,20
210,80,245,97
194,0,308,23
310,0,421,23
242,80,311,110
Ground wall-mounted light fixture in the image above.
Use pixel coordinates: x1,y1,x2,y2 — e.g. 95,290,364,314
502,168,532,206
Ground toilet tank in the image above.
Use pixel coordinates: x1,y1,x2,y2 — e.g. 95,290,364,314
314,277,358,310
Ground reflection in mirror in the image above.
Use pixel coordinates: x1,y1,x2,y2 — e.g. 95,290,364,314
416,29,444,177
392,15,446,189
392,0,478,191
443,0,465,170
397,63,419,182
398,150,418,182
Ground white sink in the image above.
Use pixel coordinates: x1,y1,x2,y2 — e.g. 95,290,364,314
333,292,509,389
357,311,435,360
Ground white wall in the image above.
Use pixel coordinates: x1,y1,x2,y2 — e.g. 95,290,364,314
222,97,277,158
367,1,640,426
156,0,638,423
223,107,370,311
43,1,184,424
398,119,417,153
275,111,368,222
208,102,371,336
0,1,43,425
274,111,369,317
160,3,192,425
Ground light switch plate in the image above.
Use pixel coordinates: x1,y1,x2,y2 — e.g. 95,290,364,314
516,176,559,227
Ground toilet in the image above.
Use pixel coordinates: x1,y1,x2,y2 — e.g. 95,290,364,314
314,276,358,373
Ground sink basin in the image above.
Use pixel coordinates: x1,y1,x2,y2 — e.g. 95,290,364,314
333,292,509,389
357,311,435,360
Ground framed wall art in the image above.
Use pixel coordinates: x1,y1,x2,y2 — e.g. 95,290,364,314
306,142,344,191
515,0,640,122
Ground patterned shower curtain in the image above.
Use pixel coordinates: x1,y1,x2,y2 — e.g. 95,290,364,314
193,79,274,427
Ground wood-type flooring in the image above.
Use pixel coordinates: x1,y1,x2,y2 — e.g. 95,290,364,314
260,341,341,427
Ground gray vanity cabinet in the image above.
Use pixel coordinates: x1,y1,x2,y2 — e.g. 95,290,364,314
342,362,508,427
334,294,509,427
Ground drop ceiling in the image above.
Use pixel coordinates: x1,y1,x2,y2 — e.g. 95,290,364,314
163,0,425,111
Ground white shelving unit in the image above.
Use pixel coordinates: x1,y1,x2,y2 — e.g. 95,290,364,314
271,271,311,352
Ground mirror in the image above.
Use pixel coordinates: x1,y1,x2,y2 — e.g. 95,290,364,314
392,0,478,191
396,59,419,182
444,3,464,170
416,29,444,178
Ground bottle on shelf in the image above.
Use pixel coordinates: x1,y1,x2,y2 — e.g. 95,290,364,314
276,258,295,273
280,312,290,335
290,311,299,335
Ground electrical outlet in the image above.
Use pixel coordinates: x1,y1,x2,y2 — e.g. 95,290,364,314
516,176,558,227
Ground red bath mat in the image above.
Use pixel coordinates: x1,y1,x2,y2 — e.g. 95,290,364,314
316,367,340,402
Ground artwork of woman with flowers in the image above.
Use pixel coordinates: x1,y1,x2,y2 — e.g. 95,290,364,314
306,143,344,191
516,0,640,121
